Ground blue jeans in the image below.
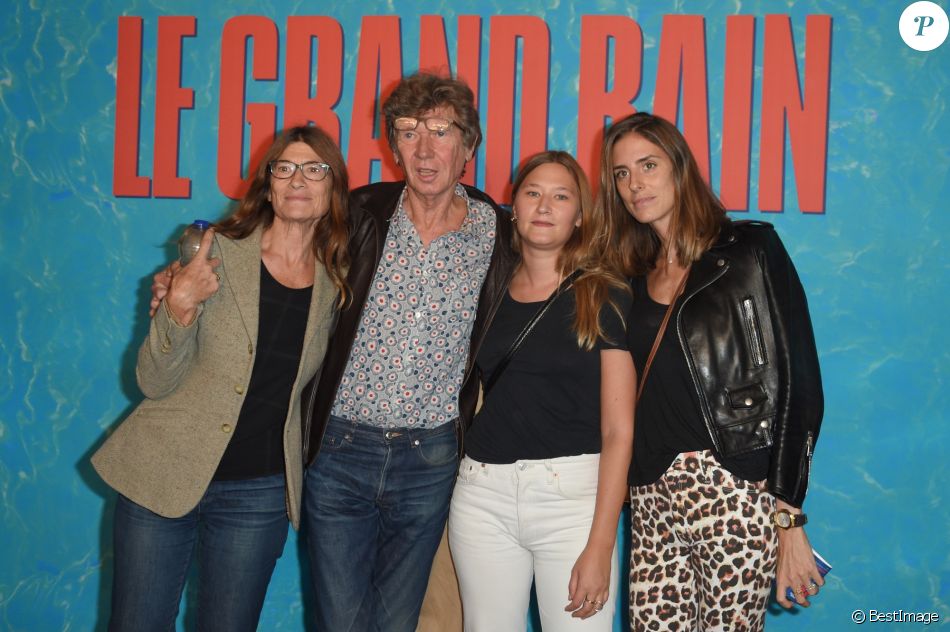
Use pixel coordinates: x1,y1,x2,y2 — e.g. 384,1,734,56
304,415,459,632
108,472,289,632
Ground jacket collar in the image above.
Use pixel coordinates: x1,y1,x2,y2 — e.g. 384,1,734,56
682,220,736,300
709,219,739,251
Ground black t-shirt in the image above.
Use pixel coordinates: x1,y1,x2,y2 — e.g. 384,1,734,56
627,275,769,486
464,286,631,464
214,262,312,480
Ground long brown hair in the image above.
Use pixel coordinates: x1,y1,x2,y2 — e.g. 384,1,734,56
215,126,350,305
512,151,628,350
598,112,726,276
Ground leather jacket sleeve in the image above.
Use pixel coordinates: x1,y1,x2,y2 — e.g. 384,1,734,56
758,226,823,507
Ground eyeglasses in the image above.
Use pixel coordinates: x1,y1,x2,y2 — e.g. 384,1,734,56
393,117,463,143
268,160,332,181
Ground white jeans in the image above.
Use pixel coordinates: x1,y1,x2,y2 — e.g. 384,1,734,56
448,454,618,632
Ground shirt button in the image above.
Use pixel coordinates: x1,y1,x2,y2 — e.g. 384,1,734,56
221,424,232,433
235,385,244,394
248,343,253,354
759,420,770,428
160,344,171,354
744,398,754,406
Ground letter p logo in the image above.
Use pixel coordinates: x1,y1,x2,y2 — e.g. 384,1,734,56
915,14,936,35
900,2,949,50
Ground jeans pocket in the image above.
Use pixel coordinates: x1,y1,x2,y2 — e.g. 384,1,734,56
320,423,354,453
553,462,600,500
456,457,480,484
415,431,458,467
698,461,765,494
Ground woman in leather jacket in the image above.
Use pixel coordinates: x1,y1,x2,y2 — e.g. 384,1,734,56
598,112,824,631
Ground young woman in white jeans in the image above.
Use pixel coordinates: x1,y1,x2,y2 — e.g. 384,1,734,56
449,151,635,631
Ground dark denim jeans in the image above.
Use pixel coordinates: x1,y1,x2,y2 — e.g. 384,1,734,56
108,472,289,632
304,415,459,632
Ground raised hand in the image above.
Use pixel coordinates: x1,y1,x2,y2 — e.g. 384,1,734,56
162,228,221,326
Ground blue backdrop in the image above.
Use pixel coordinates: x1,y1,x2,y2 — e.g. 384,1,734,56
1,1,948,630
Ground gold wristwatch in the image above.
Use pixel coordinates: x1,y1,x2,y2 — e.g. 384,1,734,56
771,510,807,529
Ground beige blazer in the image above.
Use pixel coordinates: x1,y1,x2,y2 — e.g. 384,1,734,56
92,228,337,528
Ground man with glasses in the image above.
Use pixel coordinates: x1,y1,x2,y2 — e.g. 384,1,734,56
301,72,516,631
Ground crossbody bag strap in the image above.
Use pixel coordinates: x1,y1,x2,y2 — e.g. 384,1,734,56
637,266,690,402
483,269,582,395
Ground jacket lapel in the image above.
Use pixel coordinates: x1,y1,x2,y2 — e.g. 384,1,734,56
214,228,262,346
300,262,336,366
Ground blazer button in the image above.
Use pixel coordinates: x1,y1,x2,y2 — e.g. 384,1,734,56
234,385,244,394
717,258,725,267
221,423,232,433
759,420,770,428
744,397,754,406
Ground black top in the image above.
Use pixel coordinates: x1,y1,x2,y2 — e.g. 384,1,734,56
627,275,769,486
465,286,630,464
214,262,312,480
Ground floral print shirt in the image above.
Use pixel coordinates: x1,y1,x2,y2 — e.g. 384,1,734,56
331,185,497,428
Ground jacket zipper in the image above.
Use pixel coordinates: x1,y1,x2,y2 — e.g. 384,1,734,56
678,261,729,453
741,297,767,366
801,430,814,489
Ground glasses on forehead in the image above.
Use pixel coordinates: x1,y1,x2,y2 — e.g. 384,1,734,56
268,160,331,182
393,116,461,133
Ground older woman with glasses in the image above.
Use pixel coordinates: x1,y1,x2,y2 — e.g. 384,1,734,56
301,72,517,632
93,125,349,632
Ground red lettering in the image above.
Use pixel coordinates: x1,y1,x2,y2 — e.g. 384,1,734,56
284,17,344,144
577,16,642,187
153,16,196,198
348,16,403,188
654,15,711,182
759,15,831,212
485,16,550,203
113,16,150,197
419,16,483,187
217,16,278,200
720,16,755,211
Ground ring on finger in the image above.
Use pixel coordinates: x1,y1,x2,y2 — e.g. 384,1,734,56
807,582,819,595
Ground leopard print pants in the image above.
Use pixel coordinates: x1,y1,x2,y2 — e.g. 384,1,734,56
629,450,778,632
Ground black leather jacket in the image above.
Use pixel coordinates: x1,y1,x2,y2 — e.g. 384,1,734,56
673,220,822,507
301,181,517,465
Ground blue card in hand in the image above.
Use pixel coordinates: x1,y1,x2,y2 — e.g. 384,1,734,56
785,549,832,601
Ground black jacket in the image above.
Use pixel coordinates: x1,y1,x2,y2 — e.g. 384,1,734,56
301,181,517,464
673,220,823,507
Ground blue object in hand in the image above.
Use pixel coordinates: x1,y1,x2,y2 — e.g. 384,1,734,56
785,549,832,601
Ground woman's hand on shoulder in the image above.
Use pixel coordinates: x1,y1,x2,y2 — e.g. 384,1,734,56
164,228,221,326
565,543,612,619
